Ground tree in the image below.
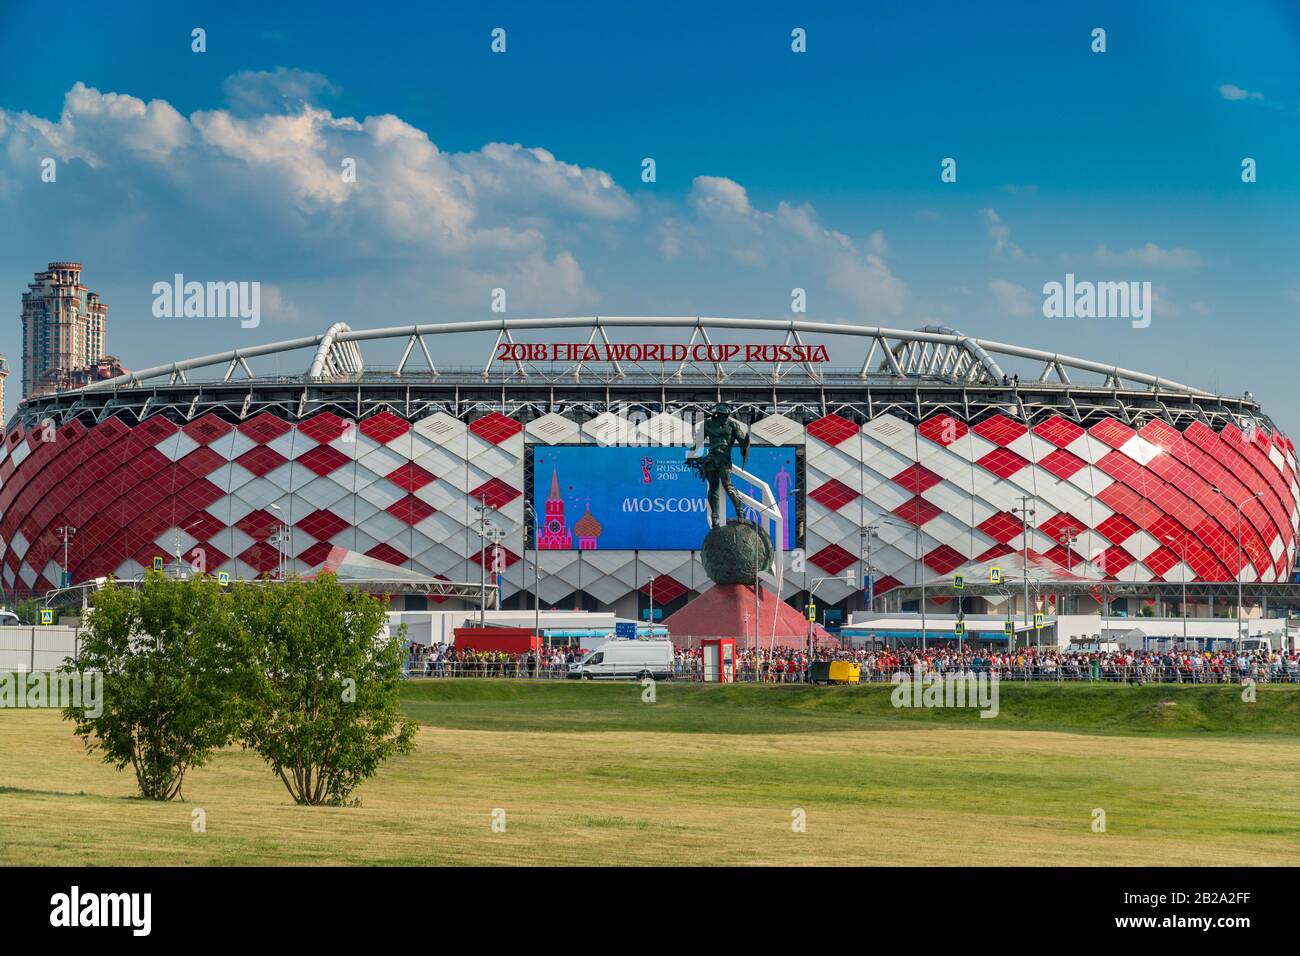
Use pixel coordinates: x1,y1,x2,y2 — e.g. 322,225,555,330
61,572,242,800
234,574,415,806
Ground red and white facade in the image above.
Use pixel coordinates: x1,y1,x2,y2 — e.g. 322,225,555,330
4,318,1296,611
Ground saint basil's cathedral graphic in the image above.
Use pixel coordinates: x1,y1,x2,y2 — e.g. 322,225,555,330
539,465,603,550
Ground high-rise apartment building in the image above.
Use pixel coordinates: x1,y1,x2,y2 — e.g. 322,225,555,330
21,261,109,399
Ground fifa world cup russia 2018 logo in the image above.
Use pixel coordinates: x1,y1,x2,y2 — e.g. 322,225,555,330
641,457,653,484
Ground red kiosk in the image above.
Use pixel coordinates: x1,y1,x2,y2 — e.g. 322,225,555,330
700,637,737,683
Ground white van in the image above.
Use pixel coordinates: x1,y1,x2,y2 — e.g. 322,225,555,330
567,639,673,681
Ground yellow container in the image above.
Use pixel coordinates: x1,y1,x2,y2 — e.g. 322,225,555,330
827,661,860,684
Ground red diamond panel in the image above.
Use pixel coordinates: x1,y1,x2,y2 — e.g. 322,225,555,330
181,510,226,542
1096,513,1139,544
1043,544,1076,571
923,544,965,574
366,543,408,567
238,413,292,444
893,495,941,526
298,412,352,444
1033,416,1085,448
297,540,335,568
469,477,521,509
236,509,281,541
239,541,281,573
641,575,688,603
235,445,288,477
469,412,523,445
1142,546,1179,579
805,413,860,447
808,543,856,575
297,445,351,477
892,463,942,494
296,509,350,541
978,512,1023,543
182,414,233,446
132,415,180,448
870,574,903,594
1097,545,1134,577
972,415,1027,446
387,462,436,492
976,448,1027,478
1038,448,1086,480
918,414,968,447
1089,418,1136,449
1039,512,1085,541
359,412,410,444
387,495,436,525
808,478,859,511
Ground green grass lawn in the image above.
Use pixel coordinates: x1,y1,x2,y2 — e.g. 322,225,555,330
0,679,1297,866
398,677,1300,736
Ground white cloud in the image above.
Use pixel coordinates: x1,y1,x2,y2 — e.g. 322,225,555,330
0,80,636,309
1219,84,1264,101
1092,243,1202,270
981,207,1025,261
223,68,338,115
671,176,907,317
988,279,1033,318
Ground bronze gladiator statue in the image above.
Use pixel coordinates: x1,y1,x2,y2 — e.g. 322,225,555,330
687,402,751,528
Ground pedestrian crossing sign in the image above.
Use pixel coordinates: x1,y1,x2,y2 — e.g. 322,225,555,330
40,608,54,625
989,567,1002,585
954,620,965,635
1003,619,1014,636
1034,612,1045,629
954,574,964,590
152,556,164,572
218,571,230,586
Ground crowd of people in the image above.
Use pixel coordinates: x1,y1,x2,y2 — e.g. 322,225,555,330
405,640,1300,683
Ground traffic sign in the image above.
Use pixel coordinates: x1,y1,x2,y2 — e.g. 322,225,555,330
954,620,965,636
954,574,964,590
989,567,1002,585
1034,612,1045,630
152,556,164,572
217,571,230,586
39,608,54,625
1003,620,1014,636
615,621,637,640
806,603,816,622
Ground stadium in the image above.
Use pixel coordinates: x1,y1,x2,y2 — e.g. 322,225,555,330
3,317,1298,629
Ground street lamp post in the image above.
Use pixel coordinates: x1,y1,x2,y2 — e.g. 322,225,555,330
1211,486,1266,649
861,524,880,615
1012,496,1037,651
1159,531,1190,648
1057,526,1078,616
525,502,542,647
647,574,656,631
54,526,77,589
473,497,498,626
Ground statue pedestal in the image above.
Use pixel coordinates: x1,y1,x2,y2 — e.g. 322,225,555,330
662,582,835,650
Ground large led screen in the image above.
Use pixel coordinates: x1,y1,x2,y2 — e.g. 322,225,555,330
529,445,800,551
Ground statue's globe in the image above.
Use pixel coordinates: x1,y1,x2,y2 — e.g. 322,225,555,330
700,520,775,585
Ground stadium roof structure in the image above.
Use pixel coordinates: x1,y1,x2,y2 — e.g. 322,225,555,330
20,317,1269,440
64,317,1217,394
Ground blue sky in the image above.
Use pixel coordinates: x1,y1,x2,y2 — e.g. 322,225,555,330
1,0,1298,425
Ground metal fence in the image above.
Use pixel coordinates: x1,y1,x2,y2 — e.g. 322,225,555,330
403,659,1300,684
0,626,81,673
